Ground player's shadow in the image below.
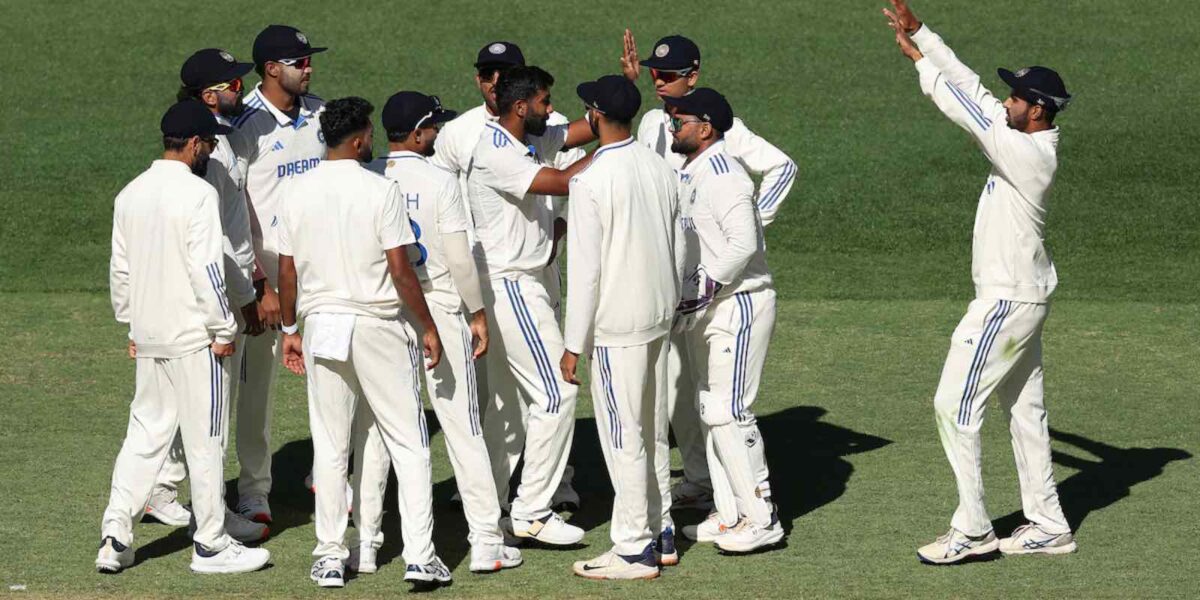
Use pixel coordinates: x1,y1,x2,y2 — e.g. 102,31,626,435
992,428,1191,535
565,405,893,545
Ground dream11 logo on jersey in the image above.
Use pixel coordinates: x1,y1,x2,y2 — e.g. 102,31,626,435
276,157,320,178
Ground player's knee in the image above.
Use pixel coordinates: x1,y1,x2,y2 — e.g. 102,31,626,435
698,396,734,428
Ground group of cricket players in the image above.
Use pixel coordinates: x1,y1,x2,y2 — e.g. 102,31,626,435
96,0,1080,587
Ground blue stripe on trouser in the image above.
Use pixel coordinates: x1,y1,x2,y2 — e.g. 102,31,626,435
208,352,219,436
407,338,429,447
597,348,622,449
956,300,1011,426
503,279,561,413
732,292,753,421
460,316,481,436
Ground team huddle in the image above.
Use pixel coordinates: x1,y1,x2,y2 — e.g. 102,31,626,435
96,0,1078,588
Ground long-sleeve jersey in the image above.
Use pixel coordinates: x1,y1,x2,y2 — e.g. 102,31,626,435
911,25,1060,303
208,114,256,308
563,138,682,354
110,160,238,357
677,141,773,298
637,107,796,226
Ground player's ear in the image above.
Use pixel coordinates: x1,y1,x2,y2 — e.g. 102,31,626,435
687,69,700,87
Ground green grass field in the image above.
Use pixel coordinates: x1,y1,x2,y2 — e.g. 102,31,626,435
1,0,1197,598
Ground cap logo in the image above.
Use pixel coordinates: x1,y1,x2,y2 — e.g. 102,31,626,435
489,43,507,55
1016,67,1030,77
296,31,308,44
219,51,234,63
655,44,670,57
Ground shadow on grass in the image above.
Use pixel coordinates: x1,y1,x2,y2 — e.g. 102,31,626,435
993,428,1191,535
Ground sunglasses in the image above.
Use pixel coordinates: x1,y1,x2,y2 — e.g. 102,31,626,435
669,115,704,133
275,56,312,70
477,67,501,82
651,68,694,84
205,78,243,94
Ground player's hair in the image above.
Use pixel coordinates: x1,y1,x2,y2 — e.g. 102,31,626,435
321,96,374,148
162,136,191,151
495,65,555,115
386,129,414,143
176,86,200,102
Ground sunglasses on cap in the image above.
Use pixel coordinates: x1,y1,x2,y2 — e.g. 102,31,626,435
669,115,704,133
413,97,446,130
275,56,312,69
205,78,243,94
651,68,694,84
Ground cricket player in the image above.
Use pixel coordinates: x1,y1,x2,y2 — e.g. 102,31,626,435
620,31,798,512
352,91,522,575
276,97,451,588
229,24,328,523
560,75,681,580
883,0,1076,563
98,99,271,575
433,43,584,511
669,89,784,553
145,48,270,545
466,65,597,544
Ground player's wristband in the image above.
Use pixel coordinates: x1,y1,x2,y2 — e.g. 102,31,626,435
281,323,299,335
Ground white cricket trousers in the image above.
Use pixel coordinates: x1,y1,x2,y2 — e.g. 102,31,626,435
234,328,279,499
481,274,578,522
305,315,435,564
687,288,776,527
665,333,710,490
933,298,1069,537
353,306,504,548
590,339,672,555
101,346,232,552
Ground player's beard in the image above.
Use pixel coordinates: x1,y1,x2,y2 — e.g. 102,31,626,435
217,93,245,118
671,135,699,155
281,69,310,96
524,111,549,136
1006,106,1029,131
356,141,374,163
191,151,211,178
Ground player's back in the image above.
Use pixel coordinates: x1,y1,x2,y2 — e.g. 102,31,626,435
114,160,224,355
279,160,406,319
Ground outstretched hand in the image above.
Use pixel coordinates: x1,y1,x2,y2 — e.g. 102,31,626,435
884,5,923,62
620,28,640,82
887,0,921,33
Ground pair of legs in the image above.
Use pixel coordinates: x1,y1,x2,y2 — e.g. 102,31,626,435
481,274,578,526
304,315,436,567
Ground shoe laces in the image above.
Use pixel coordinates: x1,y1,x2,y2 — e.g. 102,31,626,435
1011,524,1037,539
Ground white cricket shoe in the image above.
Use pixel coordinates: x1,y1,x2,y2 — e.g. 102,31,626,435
654,527,679,566
95,536,134,573
144,489,191,527
190,540,270,574
714,514,785,553
310,556,345,588
404,556,452,585
507,513,585,545
671,480,715,512
235,495,272,524
682,512,737,543
469,543,523,572
917,528,1000,564
347,544,377,574
999,524,1077,556
573,548,659,580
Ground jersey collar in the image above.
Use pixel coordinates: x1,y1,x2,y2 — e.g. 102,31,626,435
480,103,500,123
249,83,318,129
385,150,427,161
484,122,532,156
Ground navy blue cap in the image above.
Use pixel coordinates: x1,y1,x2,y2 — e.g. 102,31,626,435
998,66,1071,113
474,41,525,69
577,75,641,121
663,88,733,132
161,99,232,138
181,48,253,90
252,25,327,65
639,35,701,70
382,91,458,134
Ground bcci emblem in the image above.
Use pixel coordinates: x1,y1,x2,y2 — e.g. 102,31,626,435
317,129,325,143
219,51,234,63
655,43,670,58
489,42,506,55
296,31,308,44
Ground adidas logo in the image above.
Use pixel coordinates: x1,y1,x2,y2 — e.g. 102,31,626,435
271,141,285,152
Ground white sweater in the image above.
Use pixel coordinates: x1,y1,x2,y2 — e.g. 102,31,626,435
563,138,682,353
912,25,1060,303
110,160,238,358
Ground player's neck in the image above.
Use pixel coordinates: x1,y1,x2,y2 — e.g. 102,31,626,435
497,113,526,141
597,125,632,147
683,139,718,165
261,80,298,113
388,142,423,155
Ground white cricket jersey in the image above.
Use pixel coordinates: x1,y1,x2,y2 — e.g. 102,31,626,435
277,160,416,320
367,150,471,313
208,113,256,308
678,141,773,297
110,160,238,358
465,121,569,279
911,25,1059,303
637,107,797,226
231,83,326,283
563,138,681,353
